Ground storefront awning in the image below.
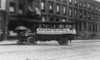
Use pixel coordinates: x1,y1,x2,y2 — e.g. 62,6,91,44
27,6,34,12
27,5,41,15
34,7,41,15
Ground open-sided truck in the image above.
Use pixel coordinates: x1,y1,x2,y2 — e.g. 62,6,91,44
17,21,76,45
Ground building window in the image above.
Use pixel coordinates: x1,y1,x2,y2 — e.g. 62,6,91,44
91,13,94,20
84,22,86,30
95,7,98,11
88,12,91,20
9,2,15,12
79,3,82,7
18,0,24,14
63,6,66,15
79,10,82,18
79,22,82,31
74,9,77,18
88,23,92,32
84,11,87,19
69,7,72,17
91,5,94,10
41,0,45,12
62,18,66,22
69,0,72,4
84,3,87,8
96,14,98,20
50,18,54,22
96,24,97,32
49,2,53,13
0,21,2,30
96,24,98,32
55,18,60,22
75,22,78,30
99,8,100,12
56,4,60,14
87,4,91,10
93,24,95,32
42,17,46,22
74,0,77,6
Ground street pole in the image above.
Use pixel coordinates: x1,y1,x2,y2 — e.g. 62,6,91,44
5,0,10,40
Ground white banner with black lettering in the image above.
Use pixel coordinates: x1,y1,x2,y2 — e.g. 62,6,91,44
37,28,76,34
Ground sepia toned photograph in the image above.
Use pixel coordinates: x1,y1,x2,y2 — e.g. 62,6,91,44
0,0,100,60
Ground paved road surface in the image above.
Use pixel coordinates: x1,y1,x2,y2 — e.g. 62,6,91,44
0,39,100,60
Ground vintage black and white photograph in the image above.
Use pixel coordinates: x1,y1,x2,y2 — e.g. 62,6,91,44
0,0,100,60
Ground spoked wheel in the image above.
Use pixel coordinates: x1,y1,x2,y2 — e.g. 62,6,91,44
58,38,68,45
26,37,37,45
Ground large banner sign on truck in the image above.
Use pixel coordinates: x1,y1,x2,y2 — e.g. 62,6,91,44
37,28,76,34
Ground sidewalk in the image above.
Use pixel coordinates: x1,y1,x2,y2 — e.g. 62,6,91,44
0,40,18,44
0,39,100,45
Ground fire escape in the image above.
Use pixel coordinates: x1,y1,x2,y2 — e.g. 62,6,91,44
10,0,41,22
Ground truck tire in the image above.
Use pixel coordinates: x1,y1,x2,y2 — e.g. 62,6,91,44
58,38,68,45
26,36,37,45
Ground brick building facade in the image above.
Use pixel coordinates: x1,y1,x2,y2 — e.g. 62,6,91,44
1,0,100,40
31,0,100,38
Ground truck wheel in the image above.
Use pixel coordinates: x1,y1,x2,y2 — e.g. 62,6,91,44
26,37,37,45
58,38,68,45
